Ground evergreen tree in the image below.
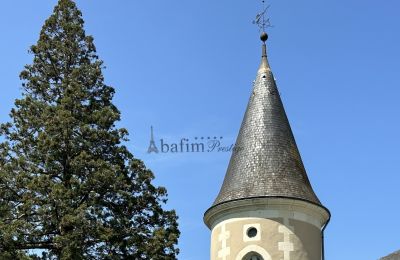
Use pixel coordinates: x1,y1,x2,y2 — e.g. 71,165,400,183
0,0,179,259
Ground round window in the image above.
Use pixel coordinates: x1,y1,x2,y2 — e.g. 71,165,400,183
247,227,258,238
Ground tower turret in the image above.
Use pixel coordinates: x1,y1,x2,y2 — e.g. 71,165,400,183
204,30,330,260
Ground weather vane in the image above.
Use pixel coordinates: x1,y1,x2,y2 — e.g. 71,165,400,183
253,0,273,32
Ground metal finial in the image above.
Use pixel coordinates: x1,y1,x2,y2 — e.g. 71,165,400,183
253,0,273,41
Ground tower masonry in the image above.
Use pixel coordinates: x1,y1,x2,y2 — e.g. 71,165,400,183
204,31,330,260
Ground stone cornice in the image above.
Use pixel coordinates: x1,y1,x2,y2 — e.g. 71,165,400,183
204,197,330,230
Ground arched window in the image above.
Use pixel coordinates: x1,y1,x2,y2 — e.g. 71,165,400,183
243,252,263,260
236,245,271,260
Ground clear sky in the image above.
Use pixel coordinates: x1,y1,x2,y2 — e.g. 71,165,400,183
1,1,400,259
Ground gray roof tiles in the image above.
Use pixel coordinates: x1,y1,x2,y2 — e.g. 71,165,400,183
211,43,324,208
380,250,400,260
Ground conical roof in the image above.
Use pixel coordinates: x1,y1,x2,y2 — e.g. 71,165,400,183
380,250,400,260
212,36,323,207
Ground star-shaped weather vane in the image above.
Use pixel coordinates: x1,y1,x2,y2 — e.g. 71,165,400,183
253,0,273,32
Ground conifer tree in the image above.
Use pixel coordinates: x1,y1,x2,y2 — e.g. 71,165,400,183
0,0,179,259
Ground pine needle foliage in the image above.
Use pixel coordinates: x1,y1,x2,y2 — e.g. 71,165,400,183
0,1,179,259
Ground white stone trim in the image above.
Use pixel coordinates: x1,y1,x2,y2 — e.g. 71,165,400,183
278,218,294,260
217,224,231,260
243,223,261,242
235,245,272,260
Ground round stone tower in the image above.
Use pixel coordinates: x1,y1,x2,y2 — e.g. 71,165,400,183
204,32,330,260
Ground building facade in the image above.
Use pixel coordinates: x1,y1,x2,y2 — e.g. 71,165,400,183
204,32,330,260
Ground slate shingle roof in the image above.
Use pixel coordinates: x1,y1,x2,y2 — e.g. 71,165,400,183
380,250,400,260
212,41,324,208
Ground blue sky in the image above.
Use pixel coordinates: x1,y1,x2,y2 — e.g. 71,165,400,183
1,1,400,259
